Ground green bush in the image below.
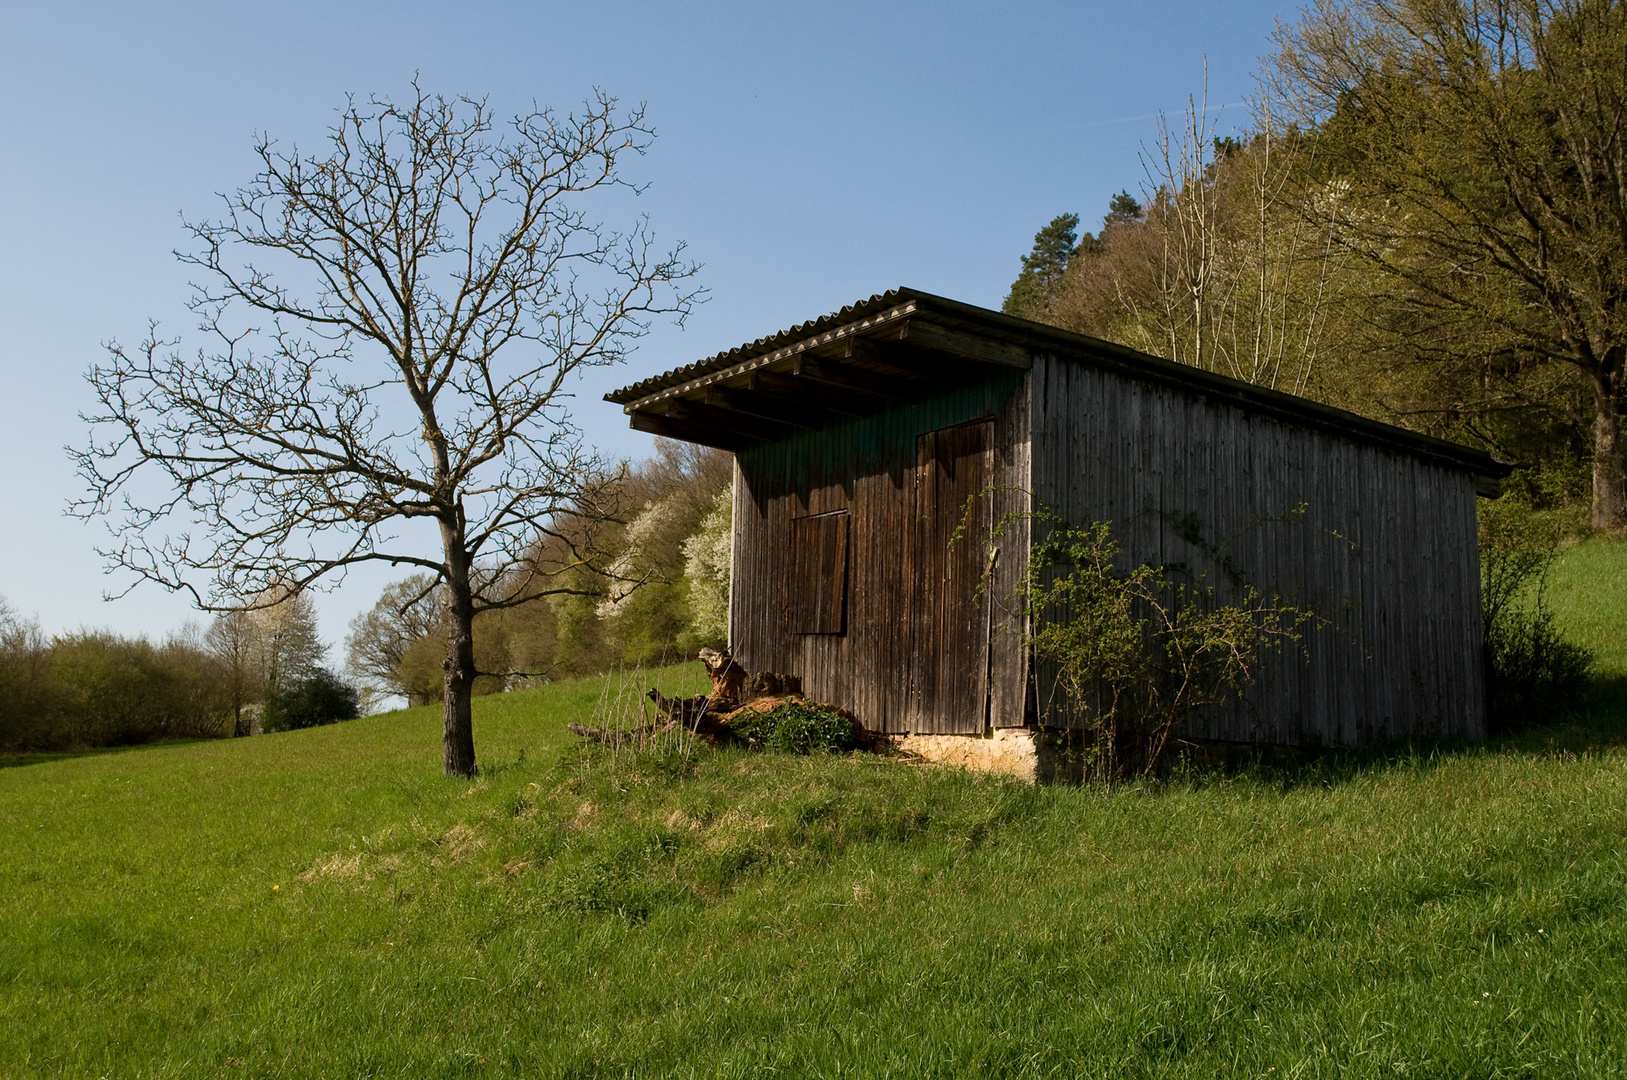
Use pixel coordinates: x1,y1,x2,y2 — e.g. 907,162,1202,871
725,701,856,754
1014,512,1305,780
1479,492,1595,732
262,669,361,732
1486,608,1593,732
8,630,231,750
0,603,55,750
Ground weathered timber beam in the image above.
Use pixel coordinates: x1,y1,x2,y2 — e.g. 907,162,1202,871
629,410,760,453
843,336,981,384
704,384,839,429
666,397,796,443
897,320,1031,368
749,371,873,416
792,356,912,399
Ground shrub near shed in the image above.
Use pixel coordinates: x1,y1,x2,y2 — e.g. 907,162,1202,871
726,701,857,754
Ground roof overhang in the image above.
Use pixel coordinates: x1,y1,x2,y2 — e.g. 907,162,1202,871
607,288,1515,493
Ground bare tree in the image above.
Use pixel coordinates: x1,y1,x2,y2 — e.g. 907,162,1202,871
72,83,700,775
1142,80,1224,371
205,608,256,737
345,573,442,706
1130,84,1351,396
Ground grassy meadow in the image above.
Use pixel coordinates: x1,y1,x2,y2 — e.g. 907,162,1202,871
3,542,1626,1077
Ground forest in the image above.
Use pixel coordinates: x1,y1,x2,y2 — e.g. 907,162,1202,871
1005,0,1625,538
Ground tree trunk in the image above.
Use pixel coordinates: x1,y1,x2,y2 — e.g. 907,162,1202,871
1589,367,1627,530
440,521,479,777
230,658,251,737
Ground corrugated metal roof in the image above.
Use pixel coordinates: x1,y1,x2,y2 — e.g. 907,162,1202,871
605,288,927,405
606,286,1514,483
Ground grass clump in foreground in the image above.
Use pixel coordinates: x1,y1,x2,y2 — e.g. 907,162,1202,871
1,542,1624,1078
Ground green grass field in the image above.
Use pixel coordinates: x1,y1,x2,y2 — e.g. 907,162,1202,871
3,543,1625,1078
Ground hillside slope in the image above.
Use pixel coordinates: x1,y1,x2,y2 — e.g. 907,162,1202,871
1,544,1624,1078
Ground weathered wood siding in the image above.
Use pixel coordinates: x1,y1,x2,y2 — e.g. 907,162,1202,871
730,374,1031,733
1028,352,1486,745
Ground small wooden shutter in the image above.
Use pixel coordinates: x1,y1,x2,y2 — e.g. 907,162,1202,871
788,511,849,634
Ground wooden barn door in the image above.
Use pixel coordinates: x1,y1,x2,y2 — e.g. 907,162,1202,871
907,418,995,733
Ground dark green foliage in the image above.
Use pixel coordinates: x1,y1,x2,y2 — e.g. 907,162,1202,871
1073,191,1143,258
1102,189,1141,229
261,668,361,732
725,701,857,754
1002,212,1079,319
1486,608,1593,733
1479,492,1595,732
1004,195,1142,318
1015,512,1305,779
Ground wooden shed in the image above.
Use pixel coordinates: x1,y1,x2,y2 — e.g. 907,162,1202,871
606,288,1512,746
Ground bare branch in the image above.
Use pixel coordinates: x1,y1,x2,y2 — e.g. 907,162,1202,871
71,84,703,774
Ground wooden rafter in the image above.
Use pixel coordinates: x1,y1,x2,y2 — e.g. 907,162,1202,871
666,397,795,444
749,371,874,416
704,384,835,429
843,336,979,384
630,410,760,453
792,356,911,399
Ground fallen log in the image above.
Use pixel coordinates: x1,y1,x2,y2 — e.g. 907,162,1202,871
569,647,881,751
646,688,711,724
698,647,748,711
565,719,675,746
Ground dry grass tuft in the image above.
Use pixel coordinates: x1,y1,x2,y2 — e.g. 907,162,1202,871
570,802,599,830
442,823,484,861
299,853,365,883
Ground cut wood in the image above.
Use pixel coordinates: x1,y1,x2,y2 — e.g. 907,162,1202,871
698,647,748,710
569,647,882,751
566,719,675,746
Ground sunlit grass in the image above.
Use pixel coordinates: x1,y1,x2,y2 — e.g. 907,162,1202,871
0,544,1623,1077
1546,536,1627,671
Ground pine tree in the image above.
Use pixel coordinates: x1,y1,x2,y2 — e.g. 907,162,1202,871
1003,213,1080,320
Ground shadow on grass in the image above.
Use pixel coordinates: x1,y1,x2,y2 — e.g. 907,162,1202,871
1501,672,1627,748
1036,673,1627,792
1267,677,1625,791
0,736,226,771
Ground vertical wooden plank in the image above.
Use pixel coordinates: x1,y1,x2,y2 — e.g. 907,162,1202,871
727,339,1485,750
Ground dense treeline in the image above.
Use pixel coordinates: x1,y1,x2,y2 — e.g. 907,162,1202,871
0,588,359,752
344,440,733,707
1004,0,1624,533
0,604,230,750
1,440,728,752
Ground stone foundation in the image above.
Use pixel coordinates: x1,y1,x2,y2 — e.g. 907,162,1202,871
892,727,1038,782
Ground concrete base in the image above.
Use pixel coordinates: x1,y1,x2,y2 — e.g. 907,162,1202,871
892,728,1038,782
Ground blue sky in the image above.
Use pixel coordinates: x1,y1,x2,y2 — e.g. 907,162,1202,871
0,0,1293,650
